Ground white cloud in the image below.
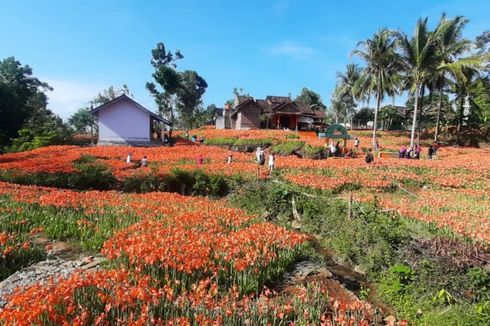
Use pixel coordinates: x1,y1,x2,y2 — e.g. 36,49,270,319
264,41,315,60
43,78,103,120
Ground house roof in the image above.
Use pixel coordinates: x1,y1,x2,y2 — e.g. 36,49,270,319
90,94,171,125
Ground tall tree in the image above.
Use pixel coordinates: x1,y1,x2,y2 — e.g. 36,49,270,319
91,85,131,106
336,64,362,127
295,87,325,108
396,18,439,148
352,28,401,147
175,70,208,129
146,42,183,137
0,57,52,148
432,14,470,141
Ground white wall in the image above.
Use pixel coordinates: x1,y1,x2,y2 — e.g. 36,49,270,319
97,100,150,143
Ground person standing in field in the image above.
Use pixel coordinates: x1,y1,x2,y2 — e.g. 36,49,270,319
373,138,379,151
428,145,434,160
256,147,265,165
354,137,360,149
268,152,275,172
126,152,132,163
197,154,204,166
365,149,374,165
141,155,148,167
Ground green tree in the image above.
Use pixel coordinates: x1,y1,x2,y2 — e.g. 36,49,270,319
175,70,208,129
0,57,52,148
8,107,70,152
295,87,325,108
91,85,131,106
353,28,402,147
68,107,97,133
336,64,362,127
396,18,439,148
146,42,183,137
353,107,374,127
431,14,470,141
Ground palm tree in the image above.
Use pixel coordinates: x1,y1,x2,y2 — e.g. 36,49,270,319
396,18,439,148
451,67,480,144
432,14,470,142
352,28,401,147
336,63,362,128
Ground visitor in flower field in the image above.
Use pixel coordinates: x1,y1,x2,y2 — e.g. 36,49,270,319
365,149,374,164
184,130,189,139
432,142,439,155
335,141,341,157
406,147,413,159
141,156,148,167
163,133,170,145
399,145,407,158
197,154,204,165
256,147,265,165
414,145,421,159
345,148,355,159
329,142,337,157
354,137,360,149
373,138,379,151
126,152,132,163
227,153,233,164
268,152,275,172
191,135,197,142
428,145,434,159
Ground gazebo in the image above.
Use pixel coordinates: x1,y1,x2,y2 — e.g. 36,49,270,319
318,124,352,148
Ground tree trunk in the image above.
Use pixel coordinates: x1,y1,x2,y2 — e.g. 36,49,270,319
417,86,425,146
410,84,421,148
373,85,381,148
434,85,443,142
456,97,464,145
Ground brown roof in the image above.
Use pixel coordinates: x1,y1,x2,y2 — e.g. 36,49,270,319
266,95,291,103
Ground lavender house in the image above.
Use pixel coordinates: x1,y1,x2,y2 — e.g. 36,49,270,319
90,94,170,145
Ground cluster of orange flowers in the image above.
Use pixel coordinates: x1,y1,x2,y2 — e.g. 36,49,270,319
356,188,490,244
5,181,371,324
0,231,30,259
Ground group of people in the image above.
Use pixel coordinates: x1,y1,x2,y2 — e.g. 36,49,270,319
126,153,148,167
184,130,205,144
255,146,275,172
399,143,438,160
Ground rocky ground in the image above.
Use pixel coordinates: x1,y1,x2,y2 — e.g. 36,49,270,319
0,236,105,309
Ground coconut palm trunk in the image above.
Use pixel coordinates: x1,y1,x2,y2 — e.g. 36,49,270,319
410,84,421,148
456,96,464,145
373,82,381,148
434,86,443,141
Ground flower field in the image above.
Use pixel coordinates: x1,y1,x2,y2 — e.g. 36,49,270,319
0,181,378,325
0,129,489,324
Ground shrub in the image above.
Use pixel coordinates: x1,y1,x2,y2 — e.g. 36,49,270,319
271,141,305,155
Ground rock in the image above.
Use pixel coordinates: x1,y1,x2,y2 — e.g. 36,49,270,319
384,315,396,325
0,255,105,309
291,220,302,229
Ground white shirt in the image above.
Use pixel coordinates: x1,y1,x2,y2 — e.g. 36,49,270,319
268,155,275,166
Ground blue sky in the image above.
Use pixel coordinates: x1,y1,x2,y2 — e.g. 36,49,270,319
1,0,488,120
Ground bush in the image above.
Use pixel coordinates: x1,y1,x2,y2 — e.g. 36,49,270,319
300,144,325,159
271,141,305,155
204,137,237,147
285,133,300,139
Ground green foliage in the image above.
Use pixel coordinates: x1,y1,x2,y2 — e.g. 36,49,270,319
0,159,116,190
0,57,53,149
300,144,325,159
271,141,304,155
285,133,300,139
204,137,237,147
295,87,325,108
68,107,97,133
